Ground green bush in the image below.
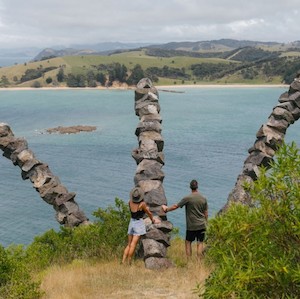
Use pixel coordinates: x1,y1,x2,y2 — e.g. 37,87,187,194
0,245,41,299
0,245,11,286
0,198,129,298
26,198,129,271
92,197,130,251
203,142,300,299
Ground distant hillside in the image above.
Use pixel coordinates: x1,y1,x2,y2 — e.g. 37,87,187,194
33,42,152,61
1,38,300,89
70,41,152,52
4,39,300,68
34,48,99,61
147,39,282,52
289,40,300,47
33,39,300,62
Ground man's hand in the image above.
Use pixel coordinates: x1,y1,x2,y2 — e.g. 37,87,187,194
162,205,168,212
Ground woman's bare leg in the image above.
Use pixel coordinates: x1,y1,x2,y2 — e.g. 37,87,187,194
122,235,133,264
127,235,141,264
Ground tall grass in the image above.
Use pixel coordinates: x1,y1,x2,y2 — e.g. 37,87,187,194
40,239,211,299
0,198,211,298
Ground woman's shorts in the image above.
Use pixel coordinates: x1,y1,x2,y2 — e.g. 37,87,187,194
127,218,146,236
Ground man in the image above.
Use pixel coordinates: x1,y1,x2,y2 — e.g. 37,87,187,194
162,179,208,258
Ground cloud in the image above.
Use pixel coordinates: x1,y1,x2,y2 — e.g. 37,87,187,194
0,0,299,49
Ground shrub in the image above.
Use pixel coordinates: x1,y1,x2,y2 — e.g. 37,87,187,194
66,73,86,87
0,245,41,299
127,64,144,85
26,198,129,271
96,72,106,86
56,68,65,82
0,198,129,298
93,197,130,252
31,81,41,88
0,245,11,286
45,76,52,84
202,142,300,299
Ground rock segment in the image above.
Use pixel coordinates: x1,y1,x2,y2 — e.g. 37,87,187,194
223,75,300,211
132,78,173,269
0,123,89,226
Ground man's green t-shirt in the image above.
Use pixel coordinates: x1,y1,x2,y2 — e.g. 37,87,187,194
177,192,207,231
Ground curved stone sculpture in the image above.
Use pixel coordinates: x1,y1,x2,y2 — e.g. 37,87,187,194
0,123,89,226
222,74,300,211
132,78,173,269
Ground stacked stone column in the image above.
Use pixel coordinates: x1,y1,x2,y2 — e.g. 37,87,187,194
132,78,173,269
0,123,89,226
223,76,300,211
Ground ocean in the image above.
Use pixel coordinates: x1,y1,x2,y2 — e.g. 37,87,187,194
0,86,299,247
0,57,31,68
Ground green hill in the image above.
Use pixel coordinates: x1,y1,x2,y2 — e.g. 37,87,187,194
1,44,300,88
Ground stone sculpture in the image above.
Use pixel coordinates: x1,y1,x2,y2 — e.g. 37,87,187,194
223,73,300,211
132,78,173,269
0,123,89,226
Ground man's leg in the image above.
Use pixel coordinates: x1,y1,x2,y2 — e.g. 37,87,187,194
196,229,206,259
185,240,192,258
196,241,204,258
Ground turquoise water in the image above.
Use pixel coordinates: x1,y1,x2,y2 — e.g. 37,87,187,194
0,87,299,246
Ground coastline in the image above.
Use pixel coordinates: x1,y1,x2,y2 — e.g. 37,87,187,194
0,84,289,91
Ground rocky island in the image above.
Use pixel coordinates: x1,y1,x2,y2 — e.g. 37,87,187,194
46,125,97,134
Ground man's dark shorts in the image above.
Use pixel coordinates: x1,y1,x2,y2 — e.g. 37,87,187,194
186,229,206,242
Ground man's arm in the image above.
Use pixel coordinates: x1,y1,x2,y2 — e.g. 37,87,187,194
162,204,179,213
204,209,208,221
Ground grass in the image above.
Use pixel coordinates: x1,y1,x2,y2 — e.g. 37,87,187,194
0,49,286,87
0,56,70,87
280,51,300,57
63,51,229,71
40,238,211,299
0,49,233,88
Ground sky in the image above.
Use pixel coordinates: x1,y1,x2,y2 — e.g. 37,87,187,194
0,0,299,49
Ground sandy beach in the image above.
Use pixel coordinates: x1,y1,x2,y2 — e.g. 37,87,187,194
0,84,289,91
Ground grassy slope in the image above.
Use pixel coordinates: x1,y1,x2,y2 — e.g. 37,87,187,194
64,50,230,73
40,238,211,299
0,57,69,87
0,50,236,87
1,47,296,87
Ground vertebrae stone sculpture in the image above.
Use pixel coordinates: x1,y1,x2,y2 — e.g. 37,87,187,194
223,74,300,211
0,123,89,226
132,78,173,269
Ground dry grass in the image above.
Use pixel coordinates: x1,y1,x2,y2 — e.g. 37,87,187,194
40,239,211,299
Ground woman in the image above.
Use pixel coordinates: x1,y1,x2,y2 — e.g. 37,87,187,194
122,187,160,264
